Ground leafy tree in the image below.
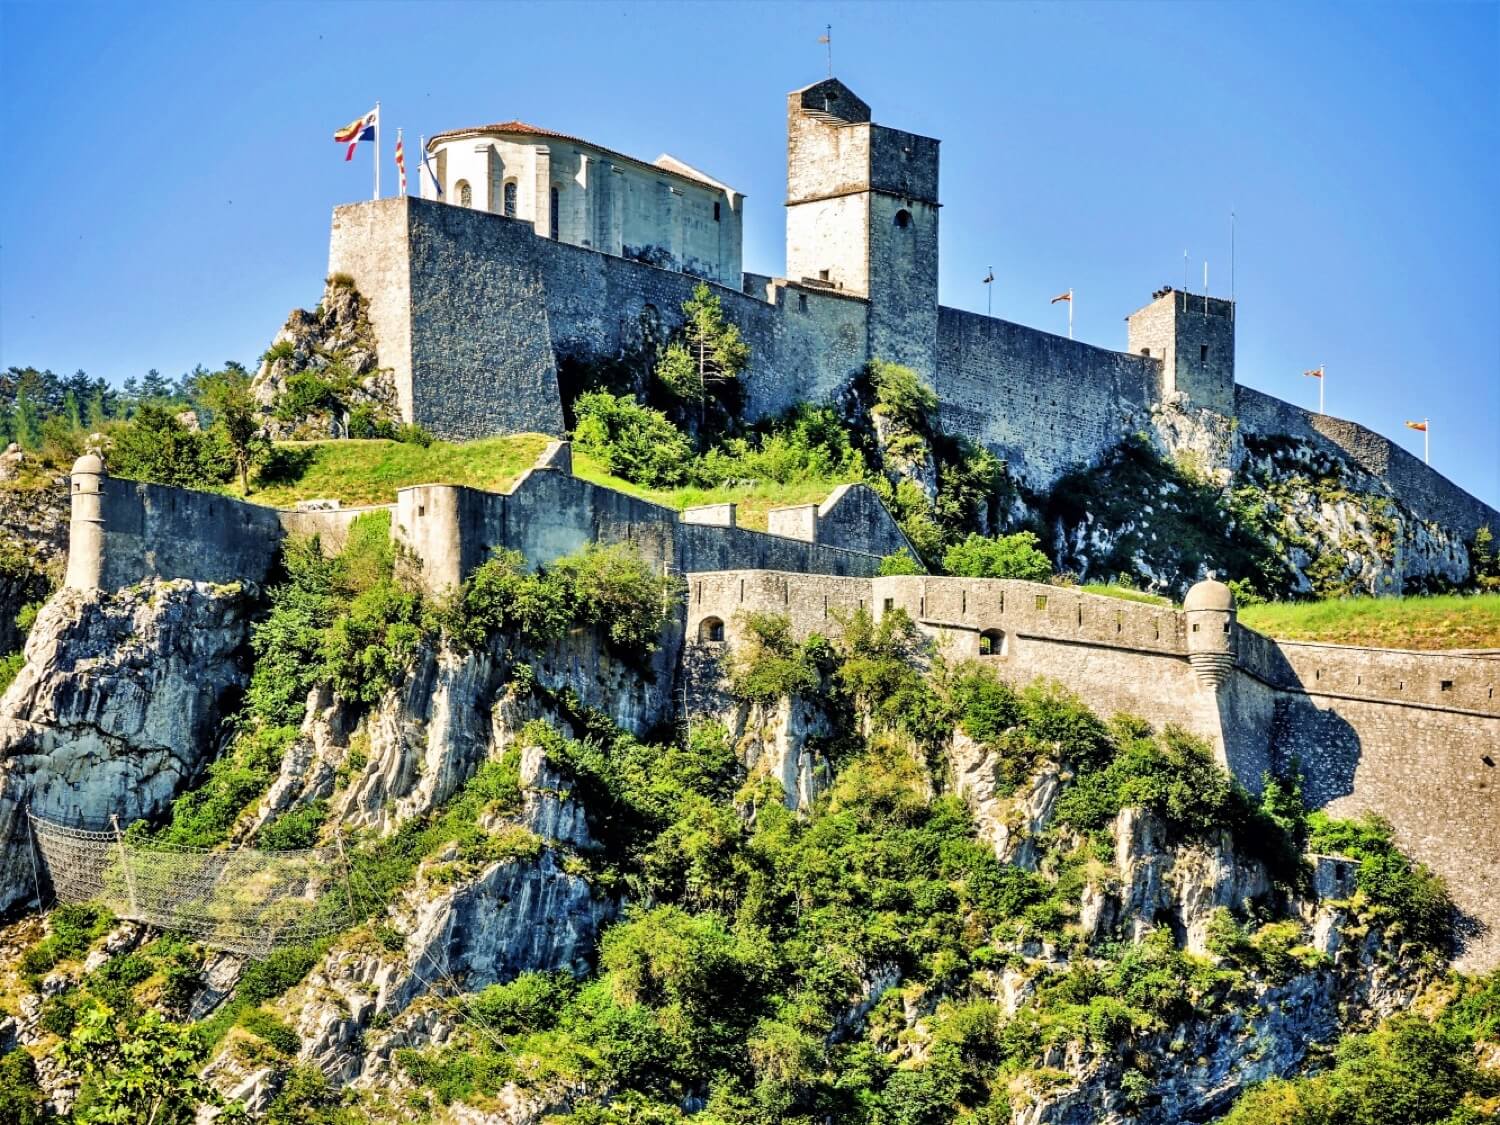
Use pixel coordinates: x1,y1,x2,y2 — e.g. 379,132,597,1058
870,358,937,434
62,1004,234,1124
1473,525,1499,590
108,403,234,488
878,550,925,575
199,364,270,493
655,283,750,415
943,530,1053,581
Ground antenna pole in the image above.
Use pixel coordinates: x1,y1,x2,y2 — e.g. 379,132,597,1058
1230,210,1236,315
1183,249,1188,294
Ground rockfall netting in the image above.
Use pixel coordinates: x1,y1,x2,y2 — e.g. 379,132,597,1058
26,811,351,958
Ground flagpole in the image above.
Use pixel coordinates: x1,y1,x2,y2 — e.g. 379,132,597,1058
1068,289,1074,340
1424,419,1429,465
374,101,381,201
418,133,424,198
1320,366,1324,415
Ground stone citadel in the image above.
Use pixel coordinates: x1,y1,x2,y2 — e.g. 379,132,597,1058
56,440,1500,970
11,74,1500,975
327,76,1495,543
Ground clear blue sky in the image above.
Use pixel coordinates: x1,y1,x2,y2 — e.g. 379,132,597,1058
2,0,1496,505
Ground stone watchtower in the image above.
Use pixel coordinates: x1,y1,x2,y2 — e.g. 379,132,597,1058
785,79,941,382
1183,575,1236,689
1127,288,1236,415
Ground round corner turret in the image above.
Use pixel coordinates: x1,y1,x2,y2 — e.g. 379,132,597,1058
1184,573,1235,689
65,454,106,591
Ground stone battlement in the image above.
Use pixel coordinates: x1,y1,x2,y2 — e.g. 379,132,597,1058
685,567,1500,969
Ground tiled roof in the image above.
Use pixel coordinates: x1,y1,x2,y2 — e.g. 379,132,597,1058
425,121,734,192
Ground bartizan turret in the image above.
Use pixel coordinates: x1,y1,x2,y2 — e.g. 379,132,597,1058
65,452,105,591
1184,573,1235,689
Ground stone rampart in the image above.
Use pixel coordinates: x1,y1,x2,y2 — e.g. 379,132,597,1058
393,466,888,594
86,476,287,590
1236,386,1499,538
683,568,1500,969
933,307,1158,489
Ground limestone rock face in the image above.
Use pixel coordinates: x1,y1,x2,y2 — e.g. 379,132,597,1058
251,278,397,439
873,410,939,503
0,470,68,576
0,580,252,912
1108,806,1272,952
724,694,829,811
949,729,1060,869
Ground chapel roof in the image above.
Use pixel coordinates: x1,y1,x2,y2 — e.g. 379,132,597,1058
425,121,738,194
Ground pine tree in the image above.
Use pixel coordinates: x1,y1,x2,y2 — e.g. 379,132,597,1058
655,283,750,418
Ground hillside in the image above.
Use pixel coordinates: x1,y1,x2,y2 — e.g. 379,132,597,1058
1239,593,1500,652
1,534,1493,1122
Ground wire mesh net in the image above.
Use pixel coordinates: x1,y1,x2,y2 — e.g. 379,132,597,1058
27,811,351,959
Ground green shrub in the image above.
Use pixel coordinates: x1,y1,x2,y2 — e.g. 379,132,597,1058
274,372,337,422
870,359,937,434
878,550,924,576
0,1048,46,1125
239,1007,301,1055
727,613,823,704
109,403,234,489
257,800,328,850
943,531,1053,581
1306,812,1452,951
21,903,114,978
573,391,694,487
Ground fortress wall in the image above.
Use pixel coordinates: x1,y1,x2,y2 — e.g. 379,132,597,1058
402,201,564,440
394,471,883,595
816,483,915,559
277,505,393,555
1237,628,1499,716
934,307,1161,489
355,198,867,439
329,200,415,420
870,576,1185,656
94,477,285,590
1269,691,1500,971
688,570,874,640
1236,386,1499,537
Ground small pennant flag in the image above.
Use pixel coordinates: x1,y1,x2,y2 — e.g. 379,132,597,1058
395,129,407,195
1404,420,1427,432
1050,291,1071,304
421,139,443,197
1303,366,1324,379
983,269,995,284
333,107,378,162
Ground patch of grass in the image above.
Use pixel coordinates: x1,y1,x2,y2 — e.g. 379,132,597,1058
1238,593,1500,651
1078,584,1174,606
571,449,849,531
239,433,554,508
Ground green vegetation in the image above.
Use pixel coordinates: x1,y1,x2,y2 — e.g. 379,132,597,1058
943,531,1052,581
573,391,695,487
244,432,552,507
1306,812,1453,952
1223,972,1500,1124
654,283,751,428
1238,592,1500,650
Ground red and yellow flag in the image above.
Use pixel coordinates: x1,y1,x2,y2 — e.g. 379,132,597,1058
1404,420,1428,433
1050,291,1071,304
1303,366,1324,379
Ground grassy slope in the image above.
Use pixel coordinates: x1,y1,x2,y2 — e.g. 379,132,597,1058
239,434,856,531
239,434,553,508
1239,593,1500,651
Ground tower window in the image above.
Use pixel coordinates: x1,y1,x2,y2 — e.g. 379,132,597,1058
713,201,721,221
549,186,560,239
798,293,808,313
894,209,912,229
819,269,830,281
1140,348,1151,357
1200,344,1209,363
503,181,517,218
456,180,472,208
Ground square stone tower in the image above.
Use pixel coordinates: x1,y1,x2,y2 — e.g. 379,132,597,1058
1127,288,1237,414
785,79,941,382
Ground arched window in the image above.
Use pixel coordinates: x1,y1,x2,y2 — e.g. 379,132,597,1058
456,180,472,208
549,185,560,239
698,616,726,643
894,209,912,229
503,181,518,218
978,629,1007,657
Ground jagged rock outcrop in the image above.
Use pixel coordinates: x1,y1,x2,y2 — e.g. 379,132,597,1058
251,277,397,440
209,732,613,1113
723,694,829,811
949,729,1061,869
0,580,253,912
872,410,939,503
